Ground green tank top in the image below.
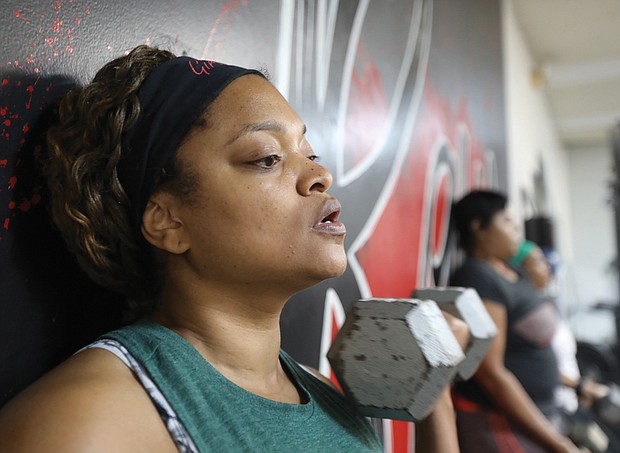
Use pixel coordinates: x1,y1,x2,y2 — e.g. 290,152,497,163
103,321,383,452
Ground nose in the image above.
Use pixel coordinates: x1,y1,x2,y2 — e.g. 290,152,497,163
296,156,333,195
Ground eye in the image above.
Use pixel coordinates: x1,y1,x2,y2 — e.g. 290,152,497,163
253,154,282,169
308,154,321,162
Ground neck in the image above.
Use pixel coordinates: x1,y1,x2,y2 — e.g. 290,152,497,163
470,249,504,266
150,278,300,402
470,250,516,280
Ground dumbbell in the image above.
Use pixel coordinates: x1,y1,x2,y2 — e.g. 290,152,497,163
413,287,498,380
327,287,497,422
593,384,620,426
569,420,609,453
327,297,466,422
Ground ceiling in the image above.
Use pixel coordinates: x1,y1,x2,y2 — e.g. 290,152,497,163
511,0,620,150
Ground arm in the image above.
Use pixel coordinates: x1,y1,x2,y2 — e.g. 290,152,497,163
475,300,581,453
415,389,460,452
414,311,471,453
560,374,610,407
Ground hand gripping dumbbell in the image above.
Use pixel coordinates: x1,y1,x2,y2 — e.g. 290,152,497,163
413,287,498,380
327,297,466,422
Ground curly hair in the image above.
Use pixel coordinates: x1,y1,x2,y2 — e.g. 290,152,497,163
46,45,197,315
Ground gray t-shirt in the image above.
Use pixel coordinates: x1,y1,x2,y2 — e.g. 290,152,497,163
450,258,560,416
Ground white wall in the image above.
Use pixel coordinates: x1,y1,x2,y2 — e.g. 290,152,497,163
566,145,618,340
502,0,618,333
502,0,573,265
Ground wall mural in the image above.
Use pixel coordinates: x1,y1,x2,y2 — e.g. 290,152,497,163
0,1,505,451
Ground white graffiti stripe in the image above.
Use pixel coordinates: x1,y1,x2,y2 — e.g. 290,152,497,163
348,0,433,298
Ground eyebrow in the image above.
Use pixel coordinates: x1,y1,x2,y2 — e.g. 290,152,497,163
226,120,307,145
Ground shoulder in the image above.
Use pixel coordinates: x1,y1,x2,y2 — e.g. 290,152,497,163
452,259,508,303
451,258,493,285
0,347,176,452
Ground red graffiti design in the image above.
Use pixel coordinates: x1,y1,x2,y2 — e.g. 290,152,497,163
344,48,389,169
328,310,343,392
358,82,489,298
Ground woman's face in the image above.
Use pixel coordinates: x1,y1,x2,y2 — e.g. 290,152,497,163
475,208,519,260
168,75,347,294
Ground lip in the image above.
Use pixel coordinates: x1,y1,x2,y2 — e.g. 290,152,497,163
312,198,347,235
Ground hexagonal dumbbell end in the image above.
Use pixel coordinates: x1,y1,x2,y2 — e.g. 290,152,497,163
413,287,497,380
327,298,465,422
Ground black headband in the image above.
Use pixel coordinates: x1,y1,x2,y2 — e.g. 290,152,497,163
117,56,263,232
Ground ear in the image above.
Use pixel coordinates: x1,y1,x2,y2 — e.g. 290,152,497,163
469,218,482,234
141,193,190,254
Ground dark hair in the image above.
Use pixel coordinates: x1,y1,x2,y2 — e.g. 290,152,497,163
452,189,508,252
46,45,199,316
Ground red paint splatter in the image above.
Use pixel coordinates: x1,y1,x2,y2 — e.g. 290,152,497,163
52,18,63,33
18,200,31,212
8,201,15,209
0,160,7,168
25,78,39,110
201,0,248,59
13,10,31,24
22,123,29,133
0,107,7,116
3,218,9,230
8,176,17,189
1,79,8,86
85,6,91,14
3,120,11,127
75,17,81,24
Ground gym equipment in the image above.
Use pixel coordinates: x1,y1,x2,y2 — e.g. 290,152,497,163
594,384,620,426
413,287,498,380
569,420,609,453
327,297,466,422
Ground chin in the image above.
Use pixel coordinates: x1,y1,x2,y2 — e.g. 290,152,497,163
307,253,348,284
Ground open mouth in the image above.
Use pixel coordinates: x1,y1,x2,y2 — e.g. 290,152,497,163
314,199,346,235
321,210,339,224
